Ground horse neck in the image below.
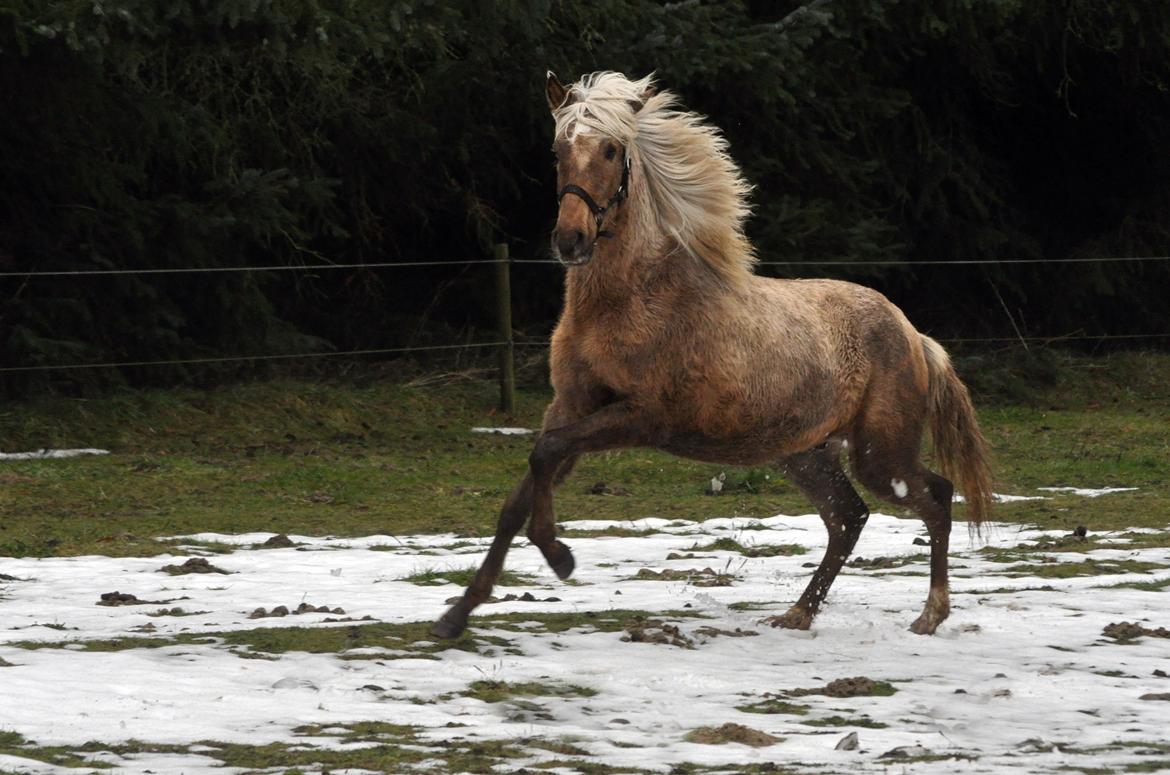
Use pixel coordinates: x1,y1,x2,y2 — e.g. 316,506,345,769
563,226,717,323
561,177,738,321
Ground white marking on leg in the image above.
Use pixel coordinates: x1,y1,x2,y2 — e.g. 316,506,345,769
891,478,908,498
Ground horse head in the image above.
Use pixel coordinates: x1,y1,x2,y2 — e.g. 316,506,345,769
546,71,649,267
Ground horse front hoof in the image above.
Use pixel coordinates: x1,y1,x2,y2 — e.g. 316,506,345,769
763,607,813,631
909,597,949,635
549,541,576,580
431,608,467,639
908,614,941,635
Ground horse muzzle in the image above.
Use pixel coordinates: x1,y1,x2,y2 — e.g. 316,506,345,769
552,228,594,267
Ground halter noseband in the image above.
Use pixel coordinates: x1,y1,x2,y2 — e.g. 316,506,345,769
557,154,631,240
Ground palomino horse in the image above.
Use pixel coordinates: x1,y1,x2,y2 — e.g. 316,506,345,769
433,71,992,639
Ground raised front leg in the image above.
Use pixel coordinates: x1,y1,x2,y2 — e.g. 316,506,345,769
765,445,869,630
432,400,645,638
526,401,644,579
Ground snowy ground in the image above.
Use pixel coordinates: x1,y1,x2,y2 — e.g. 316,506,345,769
2,498,1169,774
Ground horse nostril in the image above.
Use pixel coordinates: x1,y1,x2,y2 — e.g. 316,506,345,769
556,229,585,257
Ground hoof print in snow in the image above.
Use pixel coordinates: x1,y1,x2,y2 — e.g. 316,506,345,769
160,557,230,575
684,722,780,747
271,677,318,691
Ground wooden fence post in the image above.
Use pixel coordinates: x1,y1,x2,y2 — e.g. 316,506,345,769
493,242,516,414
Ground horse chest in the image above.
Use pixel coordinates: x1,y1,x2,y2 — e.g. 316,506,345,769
577,332,654,392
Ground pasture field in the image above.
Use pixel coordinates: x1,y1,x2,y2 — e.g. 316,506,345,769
1,349,1169,774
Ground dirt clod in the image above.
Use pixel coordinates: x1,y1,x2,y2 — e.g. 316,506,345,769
250,603,343,619
1140,693,1170,701
160,557,230,575
684,722,780,747
1103,621,1170,641
694,626,759,639
256,534,297,549
633,567,735,587
621,618,694,649
98,591,152,606
848,556,910,570
788,676,897,698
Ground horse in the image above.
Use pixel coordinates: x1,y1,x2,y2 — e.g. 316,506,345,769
432,70,992,640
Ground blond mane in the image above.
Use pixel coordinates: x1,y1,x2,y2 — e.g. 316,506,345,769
553,71,756,281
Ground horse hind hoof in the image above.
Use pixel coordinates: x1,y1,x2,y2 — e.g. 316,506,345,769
550,542,576,580
431,609,467,640
763,608,813,631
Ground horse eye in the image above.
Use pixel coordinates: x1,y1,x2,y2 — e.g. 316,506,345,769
604,144,617,161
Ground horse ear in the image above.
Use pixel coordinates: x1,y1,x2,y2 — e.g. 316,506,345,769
628,84,657,112
546,71,570,112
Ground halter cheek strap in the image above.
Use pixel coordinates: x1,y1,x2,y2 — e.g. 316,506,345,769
557,155,631,239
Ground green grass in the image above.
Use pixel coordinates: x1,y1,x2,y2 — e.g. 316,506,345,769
1,350,1168,558
1000,559,1167,578
688,537,808,557
798,715,888,728
399,567,537,586
7,609,700,659
736,698,811,715
8,620,509,660
462,679,597,702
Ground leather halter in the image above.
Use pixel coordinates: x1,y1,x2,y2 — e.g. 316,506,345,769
557,154,631,240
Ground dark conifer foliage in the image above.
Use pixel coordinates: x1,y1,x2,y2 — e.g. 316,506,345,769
2,1,1168,391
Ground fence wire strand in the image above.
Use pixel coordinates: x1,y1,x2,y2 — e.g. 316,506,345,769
4,255,1170,278
4,250,1169,374
0,342,507,374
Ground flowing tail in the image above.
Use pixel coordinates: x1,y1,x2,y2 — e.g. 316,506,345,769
921,336,993,528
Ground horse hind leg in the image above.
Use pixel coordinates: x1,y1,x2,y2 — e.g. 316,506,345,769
766,444,869,630
851,432,954,635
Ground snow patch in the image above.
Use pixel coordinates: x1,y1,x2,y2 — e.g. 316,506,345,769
1037,486,1139,498
1,510,1167,774
470,427,534,436
0,448,109,461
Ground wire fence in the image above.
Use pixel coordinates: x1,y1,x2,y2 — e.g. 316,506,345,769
4,254,1170,278
4,249,1169,400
